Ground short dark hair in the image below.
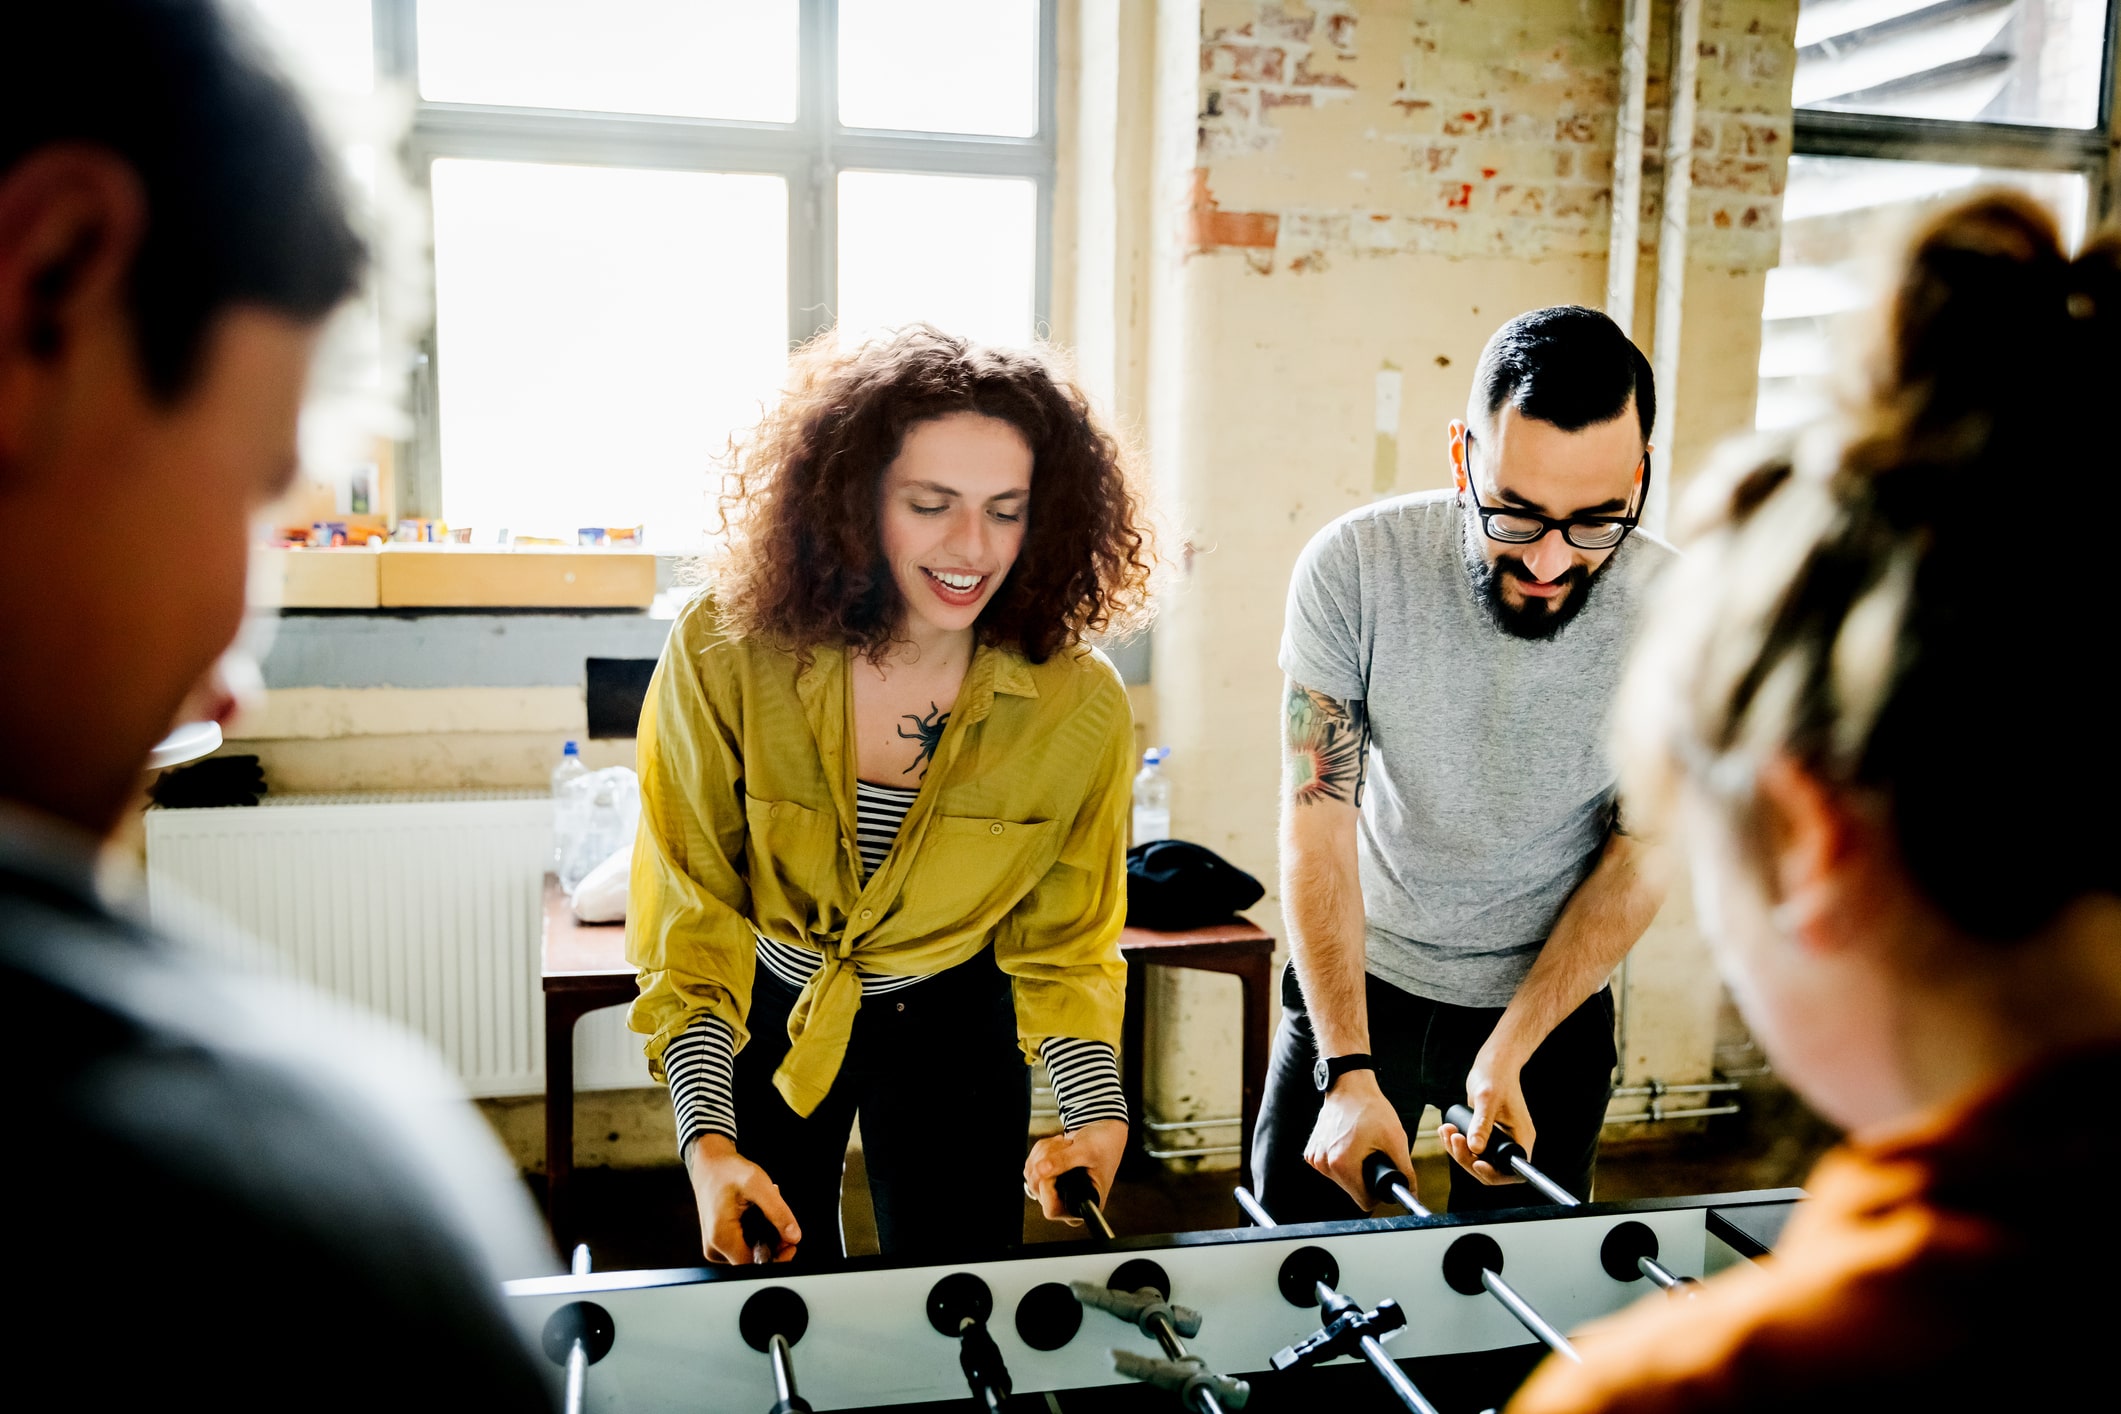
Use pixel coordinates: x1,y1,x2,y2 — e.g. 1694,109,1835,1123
1,0,366,399
1473,305,1654,443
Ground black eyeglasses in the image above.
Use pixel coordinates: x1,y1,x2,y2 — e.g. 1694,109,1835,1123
1463,431,1651,551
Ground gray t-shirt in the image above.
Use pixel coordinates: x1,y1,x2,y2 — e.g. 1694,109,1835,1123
1279,488,1674,1007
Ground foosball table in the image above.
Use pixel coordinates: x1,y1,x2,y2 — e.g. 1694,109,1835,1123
508,1116,1799,1414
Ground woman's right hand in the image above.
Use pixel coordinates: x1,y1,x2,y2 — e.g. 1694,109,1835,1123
683,1135,802,1265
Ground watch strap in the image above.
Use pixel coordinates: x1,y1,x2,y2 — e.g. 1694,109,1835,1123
1322,1052,1376,1086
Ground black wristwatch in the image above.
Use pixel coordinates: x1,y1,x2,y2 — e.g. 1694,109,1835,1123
1313,1052,1375,1093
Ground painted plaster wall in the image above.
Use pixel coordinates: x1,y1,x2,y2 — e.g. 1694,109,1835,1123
1133,0,1798,1166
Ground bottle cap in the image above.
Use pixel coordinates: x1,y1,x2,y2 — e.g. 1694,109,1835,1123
563,741,579,756
1142,746,1170,766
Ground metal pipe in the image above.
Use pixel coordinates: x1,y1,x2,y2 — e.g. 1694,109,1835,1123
769,1335,799,1407
1144,1311,1227,1414
1142,1140,1244,1160
1143,1115,1244,1133
1647,0,1704,534
1609,1081,1741,1098
1242,1186,1447,1414
564,1343,588,1414
563,1243,592,1414
1476,1132,1694,1292
1511,1161,1580,1208
1482,1271,1582,1363
1357,1334,1442,1414
1606,1104,1740,1125
1394,1164,1581,1362
1383,1178,1428,1217
1605,0,1654,335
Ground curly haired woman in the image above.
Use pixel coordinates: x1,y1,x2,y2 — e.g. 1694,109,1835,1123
626,326,1156,1264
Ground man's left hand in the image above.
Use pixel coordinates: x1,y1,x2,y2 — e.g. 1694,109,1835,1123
1024,1119,1128,1224
1439,1048,1533,1186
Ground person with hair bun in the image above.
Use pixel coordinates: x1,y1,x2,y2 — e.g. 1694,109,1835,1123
627,326,1157,1264
1511,192,2121,1411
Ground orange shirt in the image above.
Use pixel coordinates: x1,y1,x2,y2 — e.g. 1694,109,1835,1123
1511,1046,2121,1413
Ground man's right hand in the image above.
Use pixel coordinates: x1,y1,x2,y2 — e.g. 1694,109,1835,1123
1301,1069,1413,1210
683,1134,801,1265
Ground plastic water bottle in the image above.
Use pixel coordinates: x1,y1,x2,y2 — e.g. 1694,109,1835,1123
563,779,629,894
1132,747,1172,845
551,740,588,872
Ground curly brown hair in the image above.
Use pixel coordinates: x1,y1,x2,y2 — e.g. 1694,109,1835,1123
712,325,1157,663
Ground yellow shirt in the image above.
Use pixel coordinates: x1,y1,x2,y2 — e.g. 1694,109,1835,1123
626,594,1133,1117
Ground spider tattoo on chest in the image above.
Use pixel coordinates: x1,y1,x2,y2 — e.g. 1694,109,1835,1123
897,703,950,776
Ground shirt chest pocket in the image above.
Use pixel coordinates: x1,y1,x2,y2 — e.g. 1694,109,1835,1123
896,814,1064,936
743,794,845,924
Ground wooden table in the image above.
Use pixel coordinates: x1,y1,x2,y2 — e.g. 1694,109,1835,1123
538,879,1277,1245
540,879,632,1250
1117,919,1276,1178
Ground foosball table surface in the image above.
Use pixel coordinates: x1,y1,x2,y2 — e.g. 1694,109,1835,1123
505,1189,1799,1413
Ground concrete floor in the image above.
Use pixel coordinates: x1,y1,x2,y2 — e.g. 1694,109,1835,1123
544,1065,1837,1272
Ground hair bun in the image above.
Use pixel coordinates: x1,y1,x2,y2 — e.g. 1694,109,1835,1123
1882,191,2071,415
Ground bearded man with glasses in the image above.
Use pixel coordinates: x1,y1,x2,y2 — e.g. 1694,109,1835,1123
1253,305,1676,1219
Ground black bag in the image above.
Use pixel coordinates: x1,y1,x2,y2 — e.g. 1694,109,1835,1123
1125,839,1264,931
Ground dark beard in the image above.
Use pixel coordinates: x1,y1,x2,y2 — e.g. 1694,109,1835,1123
1461,519,1605,642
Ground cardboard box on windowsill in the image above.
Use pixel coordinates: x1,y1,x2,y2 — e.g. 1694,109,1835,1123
252,544,655,611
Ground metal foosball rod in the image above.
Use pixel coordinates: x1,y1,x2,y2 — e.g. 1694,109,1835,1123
540,1244,615,1414
1067,1258,1249,1414
737,1285,813,1414
1354,1152,1582,1365
1056,1166,1117,1240
927,1272,1013,1413
1437,1106,1690,1291
1231,1185,1443,1414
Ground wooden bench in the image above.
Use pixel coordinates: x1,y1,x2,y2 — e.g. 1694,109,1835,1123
539,878,1276,1246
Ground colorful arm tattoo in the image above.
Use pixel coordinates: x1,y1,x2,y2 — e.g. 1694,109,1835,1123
1284,682,1370,808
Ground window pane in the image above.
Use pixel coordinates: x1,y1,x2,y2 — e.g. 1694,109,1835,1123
838,0,1039,136
418,0,798,122
241,0,374,95
1794,0,2111,128
836,172,1037,348
1757,155,2087,431
431,161,788,543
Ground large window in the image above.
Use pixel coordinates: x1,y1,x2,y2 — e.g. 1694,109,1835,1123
1760,0,2115,430
248,0,1055,547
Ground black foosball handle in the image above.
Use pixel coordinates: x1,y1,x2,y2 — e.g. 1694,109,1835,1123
1055,1166,1117,1240
1361,1152,1431,1217
1441,1105,1577,1207
741,1205,783,1264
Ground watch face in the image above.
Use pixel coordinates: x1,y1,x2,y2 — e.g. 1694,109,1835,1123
1313,1056,1330,1092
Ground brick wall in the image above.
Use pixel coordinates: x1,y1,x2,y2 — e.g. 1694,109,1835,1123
1191,0,1796,273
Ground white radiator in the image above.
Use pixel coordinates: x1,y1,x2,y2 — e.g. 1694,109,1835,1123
144,791,647,1098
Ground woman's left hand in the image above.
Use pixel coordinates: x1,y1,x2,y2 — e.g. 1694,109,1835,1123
1023,1118,1128,1224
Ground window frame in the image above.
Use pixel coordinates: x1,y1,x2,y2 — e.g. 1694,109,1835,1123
369,0,1060,521
1788,3,2118,223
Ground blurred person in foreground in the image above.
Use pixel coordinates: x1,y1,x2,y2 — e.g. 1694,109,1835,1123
1511,192,2121,1412
0,2,552,1404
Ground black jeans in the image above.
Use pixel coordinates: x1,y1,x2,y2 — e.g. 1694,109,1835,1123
735,948,1030,1261
1251,961,1616,1220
